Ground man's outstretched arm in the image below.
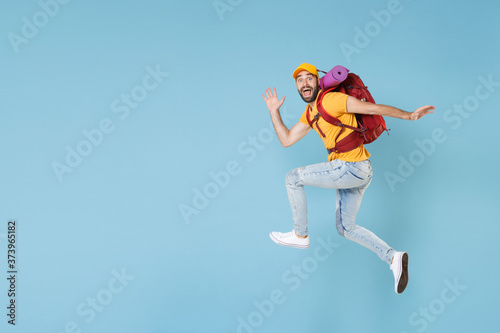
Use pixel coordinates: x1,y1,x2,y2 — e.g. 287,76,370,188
262,87,311,147
346,96,435,120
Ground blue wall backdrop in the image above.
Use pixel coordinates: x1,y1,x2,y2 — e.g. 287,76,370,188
1,0,499,332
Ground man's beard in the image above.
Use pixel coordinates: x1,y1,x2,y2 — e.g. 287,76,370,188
298,84,319,103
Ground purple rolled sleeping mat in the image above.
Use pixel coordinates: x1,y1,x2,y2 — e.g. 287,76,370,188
319,65,350,90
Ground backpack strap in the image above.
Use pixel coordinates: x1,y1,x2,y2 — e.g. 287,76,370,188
327,132,365,154
316,87,362,132
305,105,326,138
316,87,366,154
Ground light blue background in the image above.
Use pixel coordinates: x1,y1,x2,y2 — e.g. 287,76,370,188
1,0,499,332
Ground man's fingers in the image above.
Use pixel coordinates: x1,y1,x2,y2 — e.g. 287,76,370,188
267,87,273,98
422,105,435,113
413,105,435,118
263,87,282,101
264,88,271,99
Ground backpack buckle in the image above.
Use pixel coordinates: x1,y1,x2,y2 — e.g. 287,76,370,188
327,147,340,154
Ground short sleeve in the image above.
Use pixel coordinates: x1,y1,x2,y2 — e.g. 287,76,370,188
299,106,310,125
321,92,348,117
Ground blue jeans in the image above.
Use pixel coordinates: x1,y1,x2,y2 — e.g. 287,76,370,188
285,159,395,264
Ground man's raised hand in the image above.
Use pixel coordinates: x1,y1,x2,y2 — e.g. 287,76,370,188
262,87,286,113
410,105,435,120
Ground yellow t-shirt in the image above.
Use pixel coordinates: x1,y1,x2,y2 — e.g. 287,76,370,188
299,92,371,162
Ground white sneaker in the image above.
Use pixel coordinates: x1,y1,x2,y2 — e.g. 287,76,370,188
269,230,309,249
390,251,409,294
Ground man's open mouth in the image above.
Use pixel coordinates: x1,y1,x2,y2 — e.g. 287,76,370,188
302,87,312,97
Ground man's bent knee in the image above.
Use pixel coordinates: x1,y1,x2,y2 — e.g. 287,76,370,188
335,210,346,237
336,221,346,237
285,168,301,187
336,210,355,237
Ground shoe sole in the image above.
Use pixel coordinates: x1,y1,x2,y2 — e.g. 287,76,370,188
269,233,309,249
397,252,409,294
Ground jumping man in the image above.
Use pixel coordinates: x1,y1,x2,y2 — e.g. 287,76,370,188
262,63,434,294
